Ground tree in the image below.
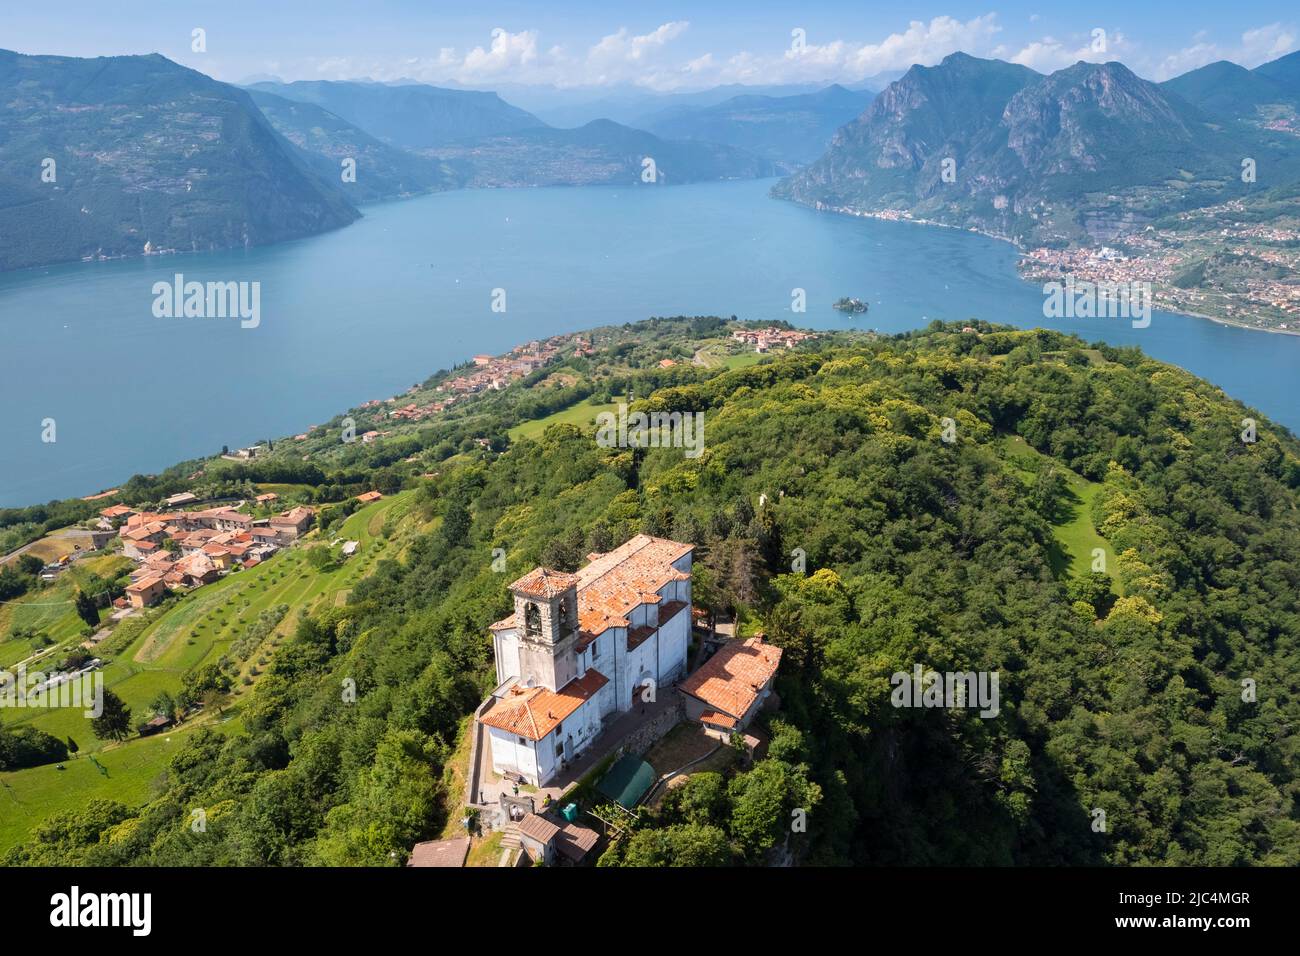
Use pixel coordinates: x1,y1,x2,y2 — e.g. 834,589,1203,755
91,690,131,742
201,688,231,716
0,566,28,601
74,589,100,628
0,725,69,770
17,554,44,576
150,691,178,722
66,736,80,758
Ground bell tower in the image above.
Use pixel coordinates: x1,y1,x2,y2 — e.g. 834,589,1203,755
509,568,580,692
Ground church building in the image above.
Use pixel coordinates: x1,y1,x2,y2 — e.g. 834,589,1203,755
478,534,693,786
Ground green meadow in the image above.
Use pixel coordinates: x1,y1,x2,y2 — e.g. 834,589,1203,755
507,399,621,442
0,491,417,853
998,434,1120,588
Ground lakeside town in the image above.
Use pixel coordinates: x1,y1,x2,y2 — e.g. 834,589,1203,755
1020,204,1300,334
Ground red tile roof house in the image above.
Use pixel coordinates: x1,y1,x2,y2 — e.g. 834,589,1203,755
679,637,783,740
268,506,314,540
172,552,219,587
198,508,255,533
125,573,167,609
513,813,600,866
406,836,470,868
478,535,693,787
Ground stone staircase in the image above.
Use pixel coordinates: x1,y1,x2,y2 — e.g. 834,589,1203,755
501,824,521,851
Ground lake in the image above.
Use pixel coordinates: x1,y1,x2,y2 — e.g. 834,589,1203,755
1,177,1297,507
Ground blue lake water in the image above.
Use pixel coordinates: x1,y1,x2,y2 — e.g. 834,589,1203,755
1,177,1297,507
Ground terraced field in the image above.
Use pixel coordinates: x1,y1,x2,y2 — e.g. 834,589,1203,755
0,490,422,853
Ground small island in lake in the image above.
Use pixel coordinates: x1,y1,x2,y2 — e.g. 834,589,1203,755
833,296,869,314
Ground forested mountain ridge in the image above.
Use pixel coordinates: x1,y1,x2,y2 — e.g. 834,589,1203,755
422,118,778,186
5,320,1299,866
246,89,462,201
776,52,1300,247
0,50,359,272
246,79,547,150
640,84,876,169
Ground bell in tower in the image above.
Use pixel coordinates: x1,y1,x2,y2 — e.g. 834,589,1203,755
508,567,581,691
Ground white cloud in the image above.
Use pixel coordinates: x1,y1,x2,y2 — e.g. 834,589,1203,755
281,15,1299,92
289,15,1008,91
1005,29,1133,73
1153,23,1297,80
774,15,1004,83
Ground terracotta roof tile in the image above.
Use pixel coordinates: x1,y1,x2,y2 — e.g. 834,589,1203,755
573,535,692,639
509,568,580,599
517,813,560,844
479,669,608,741
555,823,599,861
680,638,782,721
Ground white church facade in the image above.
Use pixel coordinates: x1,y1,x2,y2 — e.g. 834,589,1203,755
478,534,693,786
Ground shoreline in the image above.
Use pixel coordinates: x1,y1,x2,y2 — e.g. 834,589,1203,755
798,198,1300,338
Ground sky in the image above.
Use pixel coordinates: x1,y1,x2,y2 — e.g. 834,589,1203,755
3,1,1298,90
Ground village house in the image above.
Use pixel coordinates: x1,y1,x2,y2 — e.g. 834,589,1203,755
514,812,600,866
406,837,470,868
355,491,383,504
97,504,136,529
198,508,255,533
125,573,167,609
168,552,219,588
164,491,199,508
679,637,783,740
269,506,314,539
478,534,693,787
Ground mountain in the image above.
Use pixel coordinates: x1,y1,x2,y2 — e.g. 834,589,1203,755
0,50,358,273
639,85,875,169
422,118,777,187
1162,59,1298,124
246,79,546,150
777,54,1300,245
774,54,1039,216
1255,49,1300,88
494,82,832,128
247,89,460,201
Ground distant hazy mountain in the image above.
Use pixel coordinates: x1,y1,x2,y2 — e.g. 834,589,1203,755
423,118,776,187
1162,51,1300,130
247,89,460,201
0,50,357,273
502,82,832,129
639,85,875,169
777,53,1300,245
247,80,546,149
1255,49,1300,89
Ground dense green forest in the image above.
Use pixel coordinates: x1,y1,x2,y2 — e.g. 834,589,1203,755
7,321,1299,866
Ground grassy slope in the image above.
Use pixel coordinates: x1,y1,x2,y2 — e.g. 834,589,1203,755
0,493,416,853
507,400,621,442
999,434,1121,589
0,555,132,668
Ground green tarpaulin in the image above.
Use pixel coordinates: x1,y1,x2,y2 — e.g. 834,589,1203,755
596,754,656,809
